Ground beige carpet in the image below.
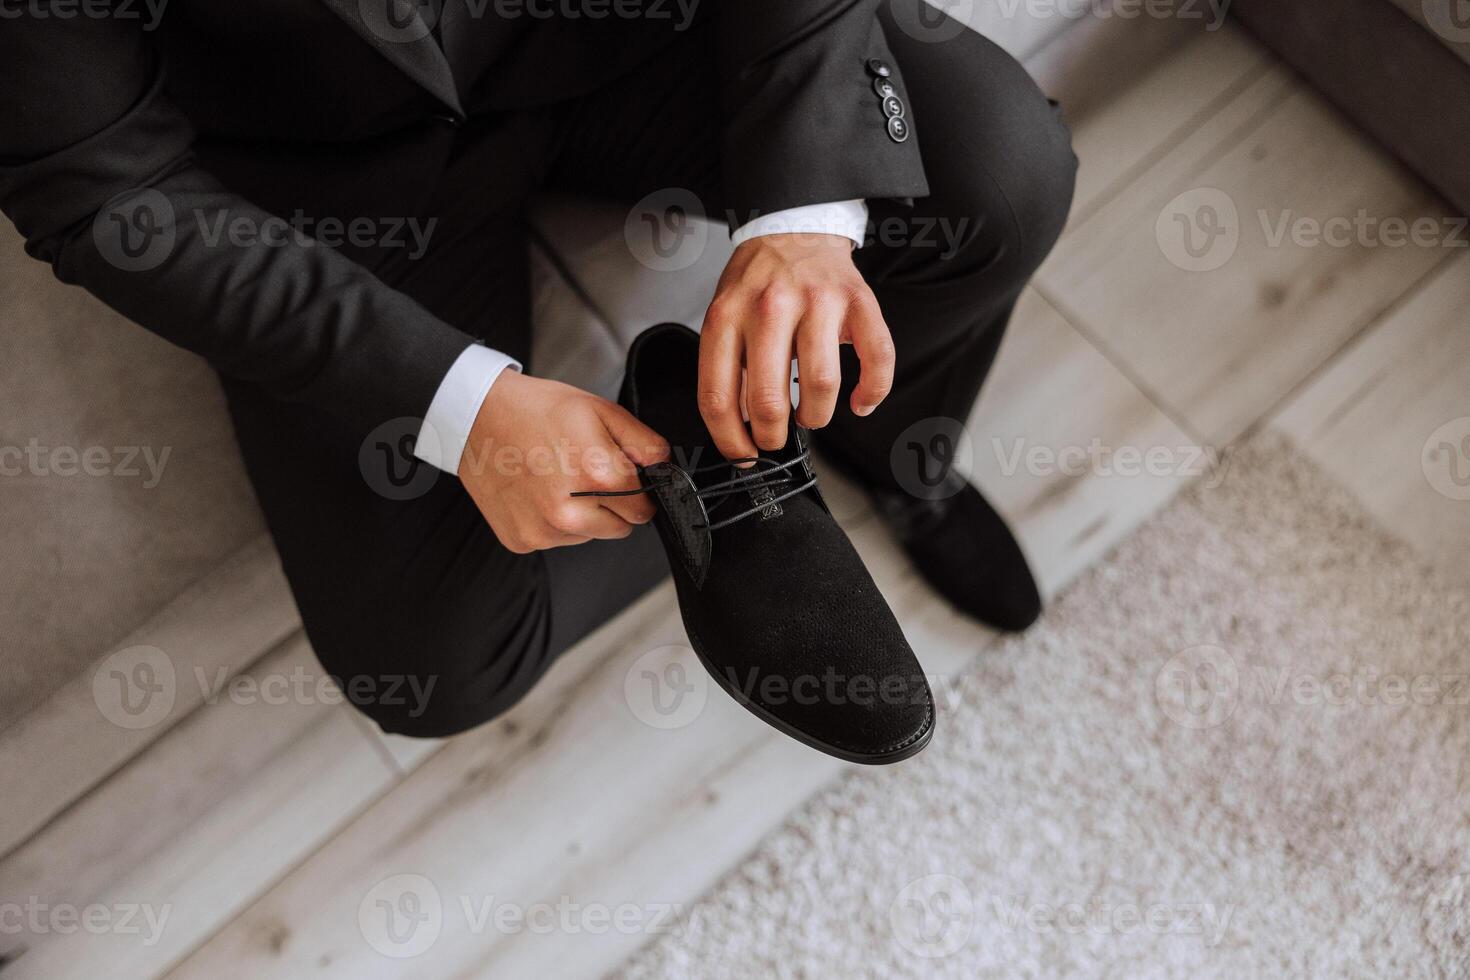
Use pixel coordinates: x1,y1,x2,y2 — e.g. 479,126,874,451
614,433,1470,979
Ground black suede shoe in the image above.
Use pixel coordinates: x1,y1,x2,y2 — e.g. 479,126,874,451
866,472,1043,633
582,324,934,765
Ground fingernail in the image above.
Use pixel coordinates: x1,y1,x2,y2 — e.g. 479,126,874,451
854,404,874,417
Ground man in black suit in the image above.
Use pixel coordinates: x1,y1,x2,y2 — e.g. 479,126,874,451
1,0,1075,735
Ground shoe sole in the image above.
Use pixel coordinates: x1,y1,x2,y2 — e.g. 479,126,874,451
683,620,935,766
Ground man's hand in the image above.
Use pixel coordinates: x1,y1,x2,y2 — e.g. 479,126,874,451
699,232,893,461
460,371,669,553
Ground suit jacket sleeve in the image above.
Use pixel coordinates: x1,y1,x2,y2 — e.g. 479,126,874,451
0,7,475,437
715,0,931,221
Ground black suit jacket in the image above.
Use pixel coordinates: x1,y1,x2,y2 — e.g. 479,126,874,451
0,0,929,433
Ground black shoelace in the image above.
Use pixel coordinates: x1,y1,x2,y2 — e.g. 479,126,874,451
572,449,818,531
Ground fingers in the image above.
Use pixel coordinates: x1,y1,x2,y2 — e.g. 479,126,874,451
554,502,635,541
744,290,800,452
516,500,631,552
581,403,659,525
844,292,895,417
595,401,670,467
794,296,844,430
698,306,761,463
497,522,588,554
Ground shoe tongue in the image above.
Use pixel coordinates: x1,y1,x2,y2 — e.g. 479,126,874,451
727,462,787,523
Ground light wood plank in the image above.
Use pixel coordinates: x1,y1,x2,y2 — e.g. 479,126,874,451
1027,18,1269,221
1038,70,1451,444
967,289,1202,597
1271,250,1470,587
0,634,397,978
0,535,298,860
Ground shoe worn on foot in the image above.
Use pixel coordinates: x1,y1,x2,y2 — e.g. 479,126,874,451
578,323,934,765
867,472,1043,632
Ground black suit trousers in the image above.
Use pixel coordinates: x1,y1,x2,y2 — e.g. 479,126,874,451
223,2,1077,736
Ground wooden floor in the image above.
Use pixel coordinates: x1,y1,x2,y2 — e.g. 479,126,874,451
4,11,1468,980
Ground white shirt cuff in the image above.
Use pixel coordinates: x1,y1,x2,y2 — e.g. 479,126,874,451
729,199,869,250
414,343,520,475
